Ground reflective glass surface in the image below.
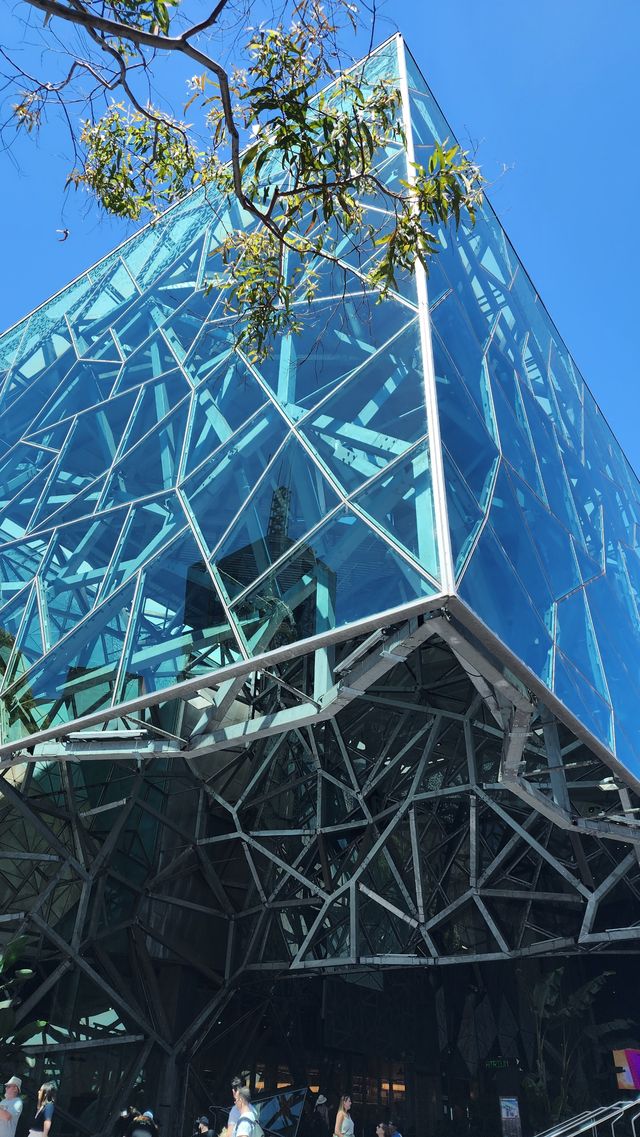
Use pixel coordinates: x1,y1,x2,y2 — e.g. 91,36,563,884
0,37,443,743
405,42,640,768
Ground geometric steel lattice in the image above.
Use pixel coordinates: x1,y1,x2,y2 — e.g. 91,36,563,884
1,33,640,1137
2,623,640,1131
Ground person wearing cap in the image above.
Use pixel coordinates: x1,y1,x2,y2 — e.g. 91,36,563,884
196,1117,214,1137
0,1076,23,1137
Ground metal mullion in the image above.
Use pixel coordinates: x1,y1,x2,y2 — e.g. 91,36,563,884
397,35,455,595
94,383,147,512
177,399,271,490
239,315,418,432
348,499,441,589
109,570,145,708
227,501,344,607
1,598,448,756
2,574,138,702
195,431,291,564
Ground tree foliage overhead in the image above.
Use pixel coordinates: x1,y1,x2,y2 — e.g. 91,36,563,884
4,0,484,356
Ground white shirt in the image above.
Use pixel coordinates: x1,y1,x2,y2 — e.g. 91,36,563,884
236,1108,257,1137
0,1095,23,1137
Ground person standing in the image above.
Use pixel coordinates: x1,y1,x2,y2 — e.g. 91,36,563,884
235,1088,256,1137
27,1083,56,1137
333,1096,354,1137
0,1076,23,1137
312,1096,329,1137
226,1078,242,1137
196,1118,214,1137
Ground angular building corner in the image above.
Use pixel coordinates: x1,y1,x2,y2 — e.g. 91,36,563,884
0,34,639,1136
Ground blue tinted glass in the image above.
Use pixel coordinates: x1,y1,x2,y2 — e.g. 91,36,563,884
182,357,267,478
256,297,415,419
431,293,496,439
458,519,553,683
4,580,136,738
352,440,440,580
233,506,437,655
182,405,290,556
443,447,484,578
102,398,190,508
214,435,341,599
299,320,427,493
556,589,608,700
121,529,243,697
433,331,499,509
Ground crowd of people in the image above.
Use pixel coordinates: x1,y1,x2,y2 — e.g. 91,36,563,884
0,1068,402,1137
0,1075,56,1137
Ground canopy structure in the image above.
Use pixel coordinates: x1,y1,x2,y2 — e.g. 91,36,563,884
0,35,639,1136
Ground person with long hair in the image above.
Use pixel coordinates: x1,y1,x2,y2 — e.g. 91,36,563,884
333,1096,354,1137
27,1082,56,1137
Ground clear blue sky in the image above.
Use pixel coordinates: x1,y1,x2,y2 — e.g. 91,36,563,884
1,0,639,470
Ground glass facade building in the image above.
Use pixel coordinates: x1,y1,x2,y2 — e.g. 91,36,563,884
0,35,639,1137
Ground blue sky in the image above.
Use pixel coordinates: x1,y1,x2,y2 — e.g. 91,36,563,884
1,0,639,469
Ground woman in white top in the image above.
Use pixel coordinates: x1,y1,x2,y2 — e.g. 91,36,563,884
334,1095,354,1137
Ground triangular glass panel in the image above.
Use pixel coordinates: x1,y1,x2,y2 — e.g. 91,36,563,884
0,349,77,447
0,586,39,684
553,649,614,750
298,320,427,493
458,517,553,684
214,436,341,599
0,536,50,596
3,579,136,740
504,466,583,604
443,447,484,579
2,592,44,687
181,355,267,478
121,529,243,699
181,403,289,557
27,360,121,432
114,331,179,393
255,296,415,420
182,323,239,387
68,259,138,354
0,465,53,541
30,475,106,534
101,397,190,509
98,496,185,599
430,292,497,440
433,331,499,510
39,509,129,646
489,367,546,496
556,588,608,702
29,389,139,529
232,504,438,657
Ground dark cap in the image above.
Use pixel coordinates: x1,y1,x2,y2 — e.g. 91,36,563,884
197,1118,210,1127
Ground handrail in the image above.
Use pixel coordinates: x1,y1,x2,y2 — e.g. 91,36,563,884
534,1098,640,1137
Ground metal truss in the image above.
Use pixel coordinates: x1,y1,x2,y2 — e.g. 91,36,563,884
1,613,640,1133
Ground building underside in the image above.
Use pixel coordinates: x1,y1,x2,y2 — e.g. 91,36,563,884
2,614,640,1133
